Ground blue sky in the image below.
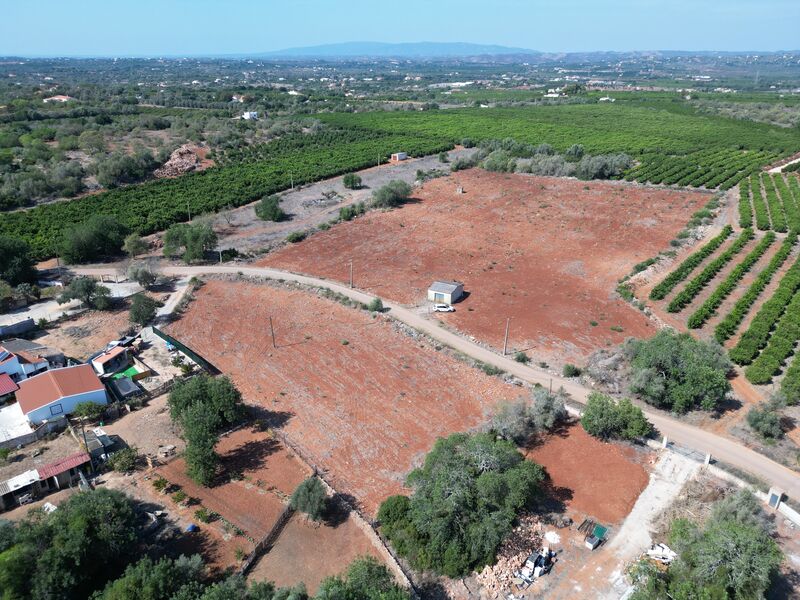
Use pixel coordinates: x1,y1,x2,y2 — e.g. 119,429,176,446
1,0,798,56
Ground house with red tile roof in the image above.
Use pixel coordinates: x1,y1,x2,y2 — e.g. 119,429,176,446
16,364,107,425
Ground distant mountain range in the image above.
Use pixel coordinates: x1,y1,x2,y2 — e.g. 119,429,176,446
256,41,539,58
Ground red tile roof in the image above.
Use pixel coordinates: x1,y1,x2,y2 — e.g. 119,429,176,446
0,373,18,396
36,452,90,480
16,364,104,414
93,345,127,365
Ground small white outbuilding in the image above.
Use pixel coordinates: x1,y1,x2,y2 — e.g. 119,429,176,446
427,281,464,305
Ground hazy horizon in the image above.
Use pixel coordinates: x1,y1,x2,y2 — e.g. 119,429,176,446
2,0,798,57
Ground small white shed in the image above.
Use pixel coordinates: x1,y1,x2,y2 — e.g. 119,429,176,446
428,281,464,305
390,152,408,162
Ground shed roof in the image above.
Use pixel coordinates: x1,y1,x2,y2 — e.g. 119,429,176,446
428,280,463,294
0,373,19,396
16,364,104,415
92,345,127,365
0,469,39,494
37,452,90,480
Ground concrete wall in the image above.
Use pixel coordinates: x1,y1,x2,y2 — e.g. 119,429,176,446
26,389,107,424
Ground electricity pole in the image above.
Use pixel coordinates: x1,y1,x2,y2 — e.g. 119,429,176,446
502,318,510,356
349,260,353,288
186,200,191,222
269,317,276,349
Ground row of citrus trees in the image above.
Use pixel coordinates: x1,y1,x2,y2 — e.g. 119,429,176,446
742,173,800,233
0,130,452,259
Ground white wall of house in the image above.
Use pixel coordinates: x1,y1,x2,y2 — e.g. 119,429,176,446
0,356,48,382
26,389,107,424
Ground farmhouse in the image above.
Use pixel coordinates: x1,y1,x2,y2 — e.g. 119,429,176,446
427,280,464,304
0,451,90,512
0,339,64,383
16,364,107,425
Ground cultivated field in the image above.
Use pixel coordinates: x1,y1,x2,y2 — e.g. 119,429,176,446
166,279,519,514
262,169,710,364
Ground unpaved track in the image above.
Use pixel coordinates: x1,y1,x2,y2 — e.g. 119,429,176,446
74,265,800,499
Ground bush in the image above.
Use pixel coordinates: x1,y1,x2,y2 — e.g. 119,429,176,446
626,330,731,413
531,386,569,431
129,293,159,325
491,398,535,443
368,297,384,312
171,490,188,504
107,447,138,473
338,202,365,222
342,173,362,189
127,263,157,289
122,233,148,258
152,477,168,492
73,401,106,421
513,351,530,364
563,363,582,377
163,222,217,263
371,180,412,208
60,214,127,264
290,477,327,521
286,231,307,243
378,432,544,577
255,194,287,222
580,392,652,440
746,395,784,439
194,507,212,523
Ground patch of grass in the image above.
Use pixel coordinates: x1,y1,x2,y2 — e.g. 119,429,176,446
610,325,624,332
286,230,307,243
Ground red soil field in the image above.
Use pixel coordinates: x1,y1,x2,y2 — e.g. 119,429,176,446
157,425,311,539
167,280,519,515
526,423,649,524
247,512,383,593
262,170,710,363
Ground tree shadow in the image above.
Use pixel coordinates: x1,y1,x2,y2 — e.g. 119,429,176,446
416,579,450,600
524,419,574,450
219,438,281,475
248,407,293,430
537,480,574,515
710,395,743,418
321,493,353,528
768,567,800,599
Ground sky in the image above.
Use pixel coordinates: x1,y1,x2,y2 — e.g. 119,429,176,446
1,0,798,57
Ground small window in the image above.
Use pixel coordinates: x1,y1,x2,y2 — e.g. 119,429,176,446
49,404,63,416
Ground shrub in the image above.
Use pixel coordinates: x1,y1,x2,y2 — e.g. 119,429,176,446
747,403,784,439
531,386,569,431
58,277,112,310
514,351,530,364
107,447,138,473
0,236,37,286
626,330,731,413
338,202,365,222
60,214,127,264
371,180,412,208
491,398,535,443
127,263,157,289
163,222,217,263
0,448,11,462
171,490,188,504
73,401,106,421
122,233,148,258
290,477,327,521
254,194,287,222
563,363,582,377
286,231,307,243
368,297,384,312
129,293,159,326
152,477,168,492
581,392,652,440
342,173,362,189
194,507,212,523
377,432,544,576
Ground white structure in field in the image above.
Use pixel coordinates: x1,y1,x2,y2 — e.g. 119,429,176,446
427,281,464,305
242,111,258,120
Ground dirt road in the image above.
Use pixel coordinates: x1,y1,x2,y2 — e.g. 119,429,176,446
73,265,800,500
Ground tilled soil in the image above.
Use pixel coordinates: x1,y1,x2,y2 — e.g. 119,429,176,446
166,280,519,515
526,423,650,524
261,169,709,364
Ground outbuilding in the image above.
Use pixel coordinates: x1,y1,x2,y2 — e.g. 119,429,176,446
15,365,107,425
427,280,464,305
390,152,408,162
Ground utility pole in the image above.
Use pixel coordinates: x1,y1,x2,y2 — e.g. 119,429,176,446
349,260,353,289
290,173,294,190
269,316,276,349
186,200,191,222
219,249,223,264
502,318,510,356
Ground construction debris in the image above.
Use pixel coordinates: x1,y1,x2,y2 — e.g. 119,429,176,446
154,144,207,178
646,543,677,565
475,514,544,598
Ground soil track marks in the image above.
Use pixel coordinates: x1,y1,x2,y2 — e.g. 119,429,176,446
262,170,709,363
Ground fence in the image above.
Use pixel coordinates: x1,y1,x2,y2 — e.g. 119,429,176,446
239,505,295,576
0,415,67,450
151,326,221,375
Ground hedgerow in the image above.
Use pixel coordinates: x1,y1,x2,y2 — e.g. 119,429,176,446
729,255,800,365
780,354,800,404
715,233,797,343
687,232,775,328
650,225,733,301
761,174,787,232
667,229,753,313
750,175,771,231
738,178,753,228
744,291,800,384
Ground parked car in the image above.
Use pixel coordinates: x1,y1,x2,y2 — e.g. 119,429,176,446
433,304,455,313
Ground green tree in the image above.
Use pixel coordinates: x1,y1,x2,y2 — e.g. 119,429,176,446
626,330,731,413
168,375,243,430
127,263,157,289
129,294,159,326
58,277,112,310
123,233,148,258
0,236,37,286
290,477,328,521
342,173,362,189
92,555,203,600
491,398,534,444
107,447,139,473
163,223,217,263
746,395,784,439
255,195,287,222
60,215,127,264
530,386,569,431
580,392,652,441
73,401,106,421
377,432,544,576
371,181,412,208
316,556,409,600
182,403,219,486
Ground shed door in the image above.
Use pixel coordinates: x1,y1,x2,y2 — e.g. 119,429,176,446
434,293,445,303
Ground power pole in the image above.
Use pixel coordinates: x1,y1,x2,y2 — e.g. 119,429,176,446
219,249,223,264
186,200,191,222
269,316,276,349
502,318,510,356
290,173,294,190
349,260,354,289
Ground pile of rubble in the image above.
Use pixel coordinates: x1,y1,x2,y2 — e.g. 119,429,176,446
154,145,202,178
476,514,543,598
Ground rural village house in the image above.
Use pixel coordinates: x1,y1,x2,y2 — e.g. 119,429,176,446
16,364,107,425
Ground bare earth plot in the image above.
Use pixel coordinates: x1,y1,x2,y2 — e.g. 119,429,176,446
247,512,383,594
166,279,519,515
262,169,710,364
32,306,133,361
